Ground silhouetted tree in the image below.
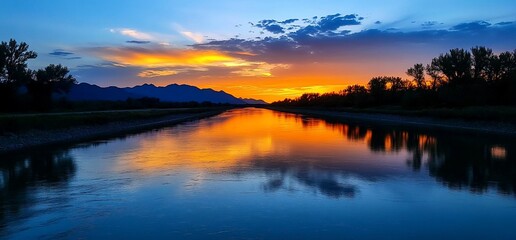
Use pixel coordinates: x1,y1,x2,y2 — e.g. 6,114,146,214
425,63,444,90
471,46,495,82
0,39,37,84
406,63,426,89
494,50,516,104
432,48,472,85
27,64,76,111
0,39,37,111
272,46,516,108
343,85,369,107
386,76,408,92
297,93,321,106
368,76,387,104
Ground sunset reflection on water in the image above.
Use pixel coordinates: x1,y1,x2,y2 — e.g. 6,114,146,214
2,108,515,240
114,108,410,178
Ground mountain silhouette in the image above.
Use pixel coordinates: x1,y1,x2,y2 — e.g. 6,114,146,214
239,98,268,105
63,83,267,104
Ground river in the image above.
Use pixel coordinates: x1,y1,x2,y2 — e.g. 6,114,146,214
1,108,515,239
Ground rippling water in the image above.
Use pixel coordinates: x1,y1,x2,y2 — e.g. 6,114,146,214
1,108,515,239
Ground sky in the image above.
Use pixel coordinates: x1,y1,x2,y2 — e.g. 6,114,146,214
1,0,516,102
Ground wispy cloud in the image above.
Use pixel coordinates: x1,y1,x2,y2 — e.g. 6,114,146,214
84,45,287,78
49,50,74,56
231,63,289,77
180,31,204,43
49,49,81,60
451,21,491,31
110,28,154,40
138,69,179,78
126,40,151,44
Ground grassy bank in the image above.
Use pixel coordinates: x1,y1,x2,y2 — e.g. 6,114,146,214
0,107,228,134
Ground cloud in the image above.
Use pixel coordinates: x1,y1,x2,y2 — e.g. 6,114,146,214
421,21,438,28
252,13,362,36
49,49,81,60
110,28,154,40
87,46,237,68
264,24,285,34
49,50,74,56
255,20,285,34
180,31,205,43
78,15,516,101
318,14,361,31
451,21,491,31
231,63,289,77
193,18,516,69
126,40,151,44
496,21,513,26
138,69,179,78
279,19,298,24
83,45,288,78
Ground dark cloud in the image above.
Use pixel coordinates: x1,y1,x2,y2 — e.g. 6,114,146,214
253,13,362,36
126,40,151,44
193,19,516,68
496,21,513,26
49,49,81,60
279,18,298,24
451,21,491,31
421,21,438,27
255,20,285,34
264,24,284,34
49,50,74,56
318,14,361,31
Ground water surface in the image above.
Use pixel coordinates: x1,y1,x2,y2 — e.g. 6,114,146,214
1,108,515,239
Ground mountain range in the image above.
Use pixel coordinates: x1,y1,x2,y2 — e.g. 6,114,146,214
62,83,268,105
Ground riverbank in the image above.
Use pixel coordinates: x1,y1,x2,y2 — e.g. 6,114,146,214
0,108,228,154
264,106,516,136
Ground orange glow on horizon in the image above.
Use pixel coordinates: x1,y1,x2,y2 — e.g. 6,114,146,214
89,47,405,102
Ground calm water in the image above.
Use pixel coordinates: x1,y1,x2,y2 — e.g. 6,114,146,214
1,108,515,239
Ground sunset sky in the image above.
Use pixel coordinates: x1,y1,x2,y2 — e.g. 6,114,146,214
2,0,516,102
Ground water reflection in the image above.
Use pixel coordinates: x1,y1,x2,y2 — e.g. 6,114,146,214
1,108,516,239
0,149,76,230
316,117,515,196
112,108,515,198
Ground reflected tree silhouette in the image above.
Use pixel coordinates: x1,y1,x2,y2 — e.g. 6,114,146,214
253,159,358,199
321,119,516,195
0,149,76,230
250,113,515,198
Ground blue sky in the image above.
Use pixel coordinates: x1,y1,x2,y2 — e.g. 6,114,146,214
1,0,515,101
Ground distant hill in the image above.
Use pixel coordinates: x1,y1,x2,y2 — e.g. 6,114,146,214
64,83,141,101
239,98,268,105
62,83,266,105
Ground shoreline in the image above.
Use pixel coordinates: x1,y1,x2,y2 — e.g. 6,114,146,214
0,109,225,154
263,106,516,137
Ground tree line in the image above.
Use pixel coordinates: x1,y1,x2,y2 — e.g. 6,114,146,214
0,39,76,112
272,46,516,108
